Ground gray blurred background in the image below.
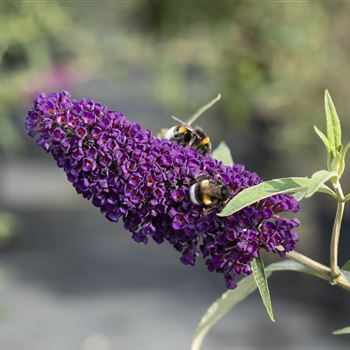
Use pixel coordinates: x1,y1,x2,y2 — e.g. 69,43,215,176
0,1,350,349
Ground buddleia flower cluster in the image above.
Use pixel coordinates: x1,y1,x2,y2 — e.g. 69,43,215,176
25,91,300,288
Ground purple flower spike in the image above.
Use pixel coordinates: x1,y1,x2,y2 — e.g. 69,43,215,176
82,157,96,172
171,189,186,203
25,90,300,289
52,128,65,141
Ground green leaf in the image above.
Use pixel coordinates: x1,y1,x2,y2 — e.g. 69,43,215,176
191,274,266,350
186,93,221,126
337,141,350,177
293,191,306,201
218,177,336,217
325,89,342,153
305,170,337,198
314,125,331,151
191,259,320,350
212,141,234,166
342,260,350,272
333,326,350,335
341,270,350,283
251,257,275,322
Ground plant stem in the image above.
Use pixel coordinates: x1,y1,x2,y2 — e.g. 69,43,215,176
286,251,330,279
286,251,350,292
330,181,345,279
284,179,350,291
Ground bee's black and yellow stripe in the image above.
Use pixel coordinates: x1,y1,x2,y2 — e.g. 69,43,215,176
199,136,210,146
165,123,212,155
190,179,212,207
190,177,231,209
177,125,188,134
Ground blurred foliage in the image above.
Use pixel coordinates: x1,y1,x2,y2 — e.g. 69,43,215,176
0,1,102,153
0,212,19,249
1,0,350,175
125,1,350,174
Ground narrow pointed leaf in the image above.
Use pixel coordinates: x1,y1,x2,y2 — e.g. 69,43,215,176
293,191,306,201
251,257,275,322
212,141,234,166
333,327,350,335
337,141,350,177
305,170,337,198
314,125,330,151
342,260,350,272
191,274,266,350
325,89,342,153
191,259,320,350
341,141,350,157
218,177,336,217
187,94,221,126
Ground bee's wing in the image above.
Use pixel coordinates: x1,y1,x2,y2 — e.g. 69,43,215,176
171,115,200,139
171,115,187,125
207,184,223,197
186,93,221,126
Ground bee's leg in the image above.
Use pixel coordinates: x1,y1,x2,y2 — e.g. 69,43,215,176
188,133,200,148
188,137,195,147
196,145,206,155
199,143,211,156
202,207,216,216
202,196,226,215
215,199,230,214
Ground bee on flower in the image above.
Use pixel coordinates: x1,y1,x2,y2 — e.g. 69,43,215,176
26,90,299,289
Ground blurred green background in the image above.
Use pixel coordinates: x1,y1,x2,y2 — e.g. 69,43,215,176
2,1,350,171
0,1,350,349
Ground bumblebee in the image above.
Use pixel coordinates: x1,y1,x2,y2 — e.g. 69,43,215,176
165,116,212,156
190,175,231,212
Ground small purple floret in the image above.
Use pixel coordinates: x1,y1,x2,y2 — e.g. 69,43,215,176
25,90,300,289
